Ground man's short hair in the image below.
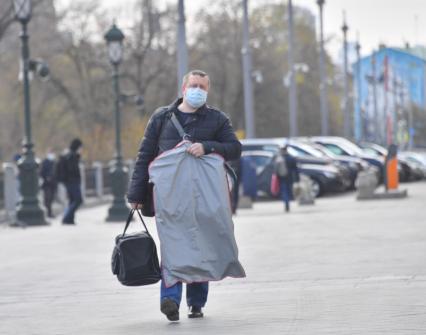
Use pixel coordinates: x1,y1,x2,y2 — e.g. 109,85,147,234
182,69,210,86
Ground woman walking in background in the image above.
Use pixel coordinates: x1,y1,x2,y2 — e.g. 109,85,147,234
274,146,299,212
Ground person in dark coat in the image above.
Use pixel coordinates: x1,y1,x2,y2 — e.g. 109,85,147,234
58,138,83,224
40,150,57,218
274,145,299,212
241,155,258,200
127,69,242,322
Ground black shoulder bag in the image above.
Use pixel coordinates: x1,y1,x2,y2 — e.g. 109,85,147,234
111,209,161,286
141,109,169,217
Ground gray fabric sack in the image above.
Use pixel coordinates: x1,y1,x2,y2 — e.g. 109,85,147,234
149,142,246,287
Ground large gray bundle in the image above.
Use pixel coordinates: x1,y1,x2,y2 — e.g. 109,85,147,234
149,142,246,287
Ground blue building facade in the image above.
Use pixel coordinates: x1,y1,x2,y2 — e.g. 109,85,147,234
353,47,426,147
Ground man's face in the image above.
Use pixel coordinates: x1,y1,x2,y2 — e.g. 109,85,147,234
182,74,210,96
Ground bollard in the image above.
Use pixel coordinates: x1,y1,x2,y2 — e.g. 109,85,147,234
93,161,103,198
385,144,399,191
356,170,378,199
296,175,315,205
2,163,18,222
79,162,86,201
238,195,253,209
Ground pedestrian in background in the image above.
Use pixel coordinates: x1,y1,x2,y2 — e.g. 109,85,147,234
40,149,57,218
274,145,299,212
56,138,83,225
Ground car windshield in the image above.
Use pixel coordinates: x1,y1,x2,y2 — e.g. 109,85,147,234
314,145,337,158
242,144,279,153
321,143,349,156
294,143,324,158
362,147,381,156
402,153,426,165
287,146,304,157
336,140,365,155
249,155,272,167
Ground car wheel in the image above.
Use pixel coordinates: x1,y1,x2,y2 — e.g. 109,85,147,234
309,178,322,198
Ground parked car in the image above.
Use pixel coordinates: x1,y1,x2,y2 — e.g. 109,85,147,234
398,152,426,178
294,139,374,189
242,138,353,190
359,142,424,181
311,137,384,182
241,150,348,198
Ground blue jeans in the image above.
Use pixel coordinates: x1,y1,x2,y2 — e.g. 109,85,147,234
161,280,209,308
62,183,82,223
279,178,293,203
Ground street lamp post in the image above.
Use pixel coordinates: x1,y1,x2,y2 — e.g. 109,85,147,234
104,24,129,222
177,0,188,96
317,0,329,136
287,0,298,138
342,12,350,139
241,0,256,138
12,0,47,226
354,36,363,142
371,50,379,143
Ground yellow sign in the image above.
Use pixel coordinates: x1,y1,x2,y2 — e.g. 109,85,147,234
236,129,246,140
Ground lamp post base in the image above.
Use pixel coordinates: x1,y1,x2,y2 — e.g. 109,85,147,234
106,205,130,222
15,149,48,226
106,159,129,222
15,206,48,226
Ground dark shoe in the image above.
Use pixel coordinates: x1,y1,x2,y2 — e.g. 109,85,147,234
161,298,179,321
62,221,75,225
188,306,204,318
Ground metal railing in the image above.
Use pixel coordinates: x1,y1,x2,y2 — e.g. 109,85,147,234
0,160,134,214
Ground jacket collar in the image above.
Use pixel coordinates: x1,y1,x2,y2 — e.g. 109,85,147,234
167,98,208,116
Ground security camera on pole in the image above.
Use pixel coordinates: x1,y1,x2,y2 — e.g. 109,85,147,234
12,0,49,226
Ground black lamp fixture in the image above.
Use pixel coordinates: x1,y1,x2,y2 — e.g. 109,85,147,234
105,23,125,66
12,0,32,23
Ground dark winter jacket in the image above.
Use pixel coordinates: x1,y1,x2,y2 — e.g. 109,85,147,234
58,151,81,184
40,159,56,188
127,98,242,203
281,153,300,185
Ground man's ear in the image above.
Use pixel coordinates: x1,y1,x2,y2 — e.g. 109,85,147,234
181,84,186,96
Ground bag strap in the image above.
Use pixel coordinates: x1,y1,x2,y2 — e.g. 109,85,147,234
224,162,237,184
170,112,190,140
122,209,151,237
172,111,236,181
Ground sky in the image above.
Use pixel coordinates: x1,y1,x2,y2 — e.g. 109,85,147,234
56,0,426,60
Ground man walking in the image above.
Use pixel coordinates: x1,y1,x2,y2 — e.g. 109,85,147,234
127,70,245,321
57,138,83,225
274,145,299,212
40,150,57,218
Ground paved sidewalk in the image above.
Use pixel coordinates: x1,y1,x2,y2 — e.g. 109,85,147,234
1,183,426,334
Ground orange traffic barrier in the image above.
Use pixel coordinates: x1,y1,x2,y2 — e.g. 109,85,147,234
386,157,399,190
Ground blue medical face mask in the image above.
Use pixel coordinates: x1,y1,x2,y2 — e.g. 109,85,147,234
184,87,208,108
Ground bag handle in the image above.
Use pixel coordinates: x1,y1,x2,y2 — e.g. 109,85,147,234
122,209,151,237
170,112,191,140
